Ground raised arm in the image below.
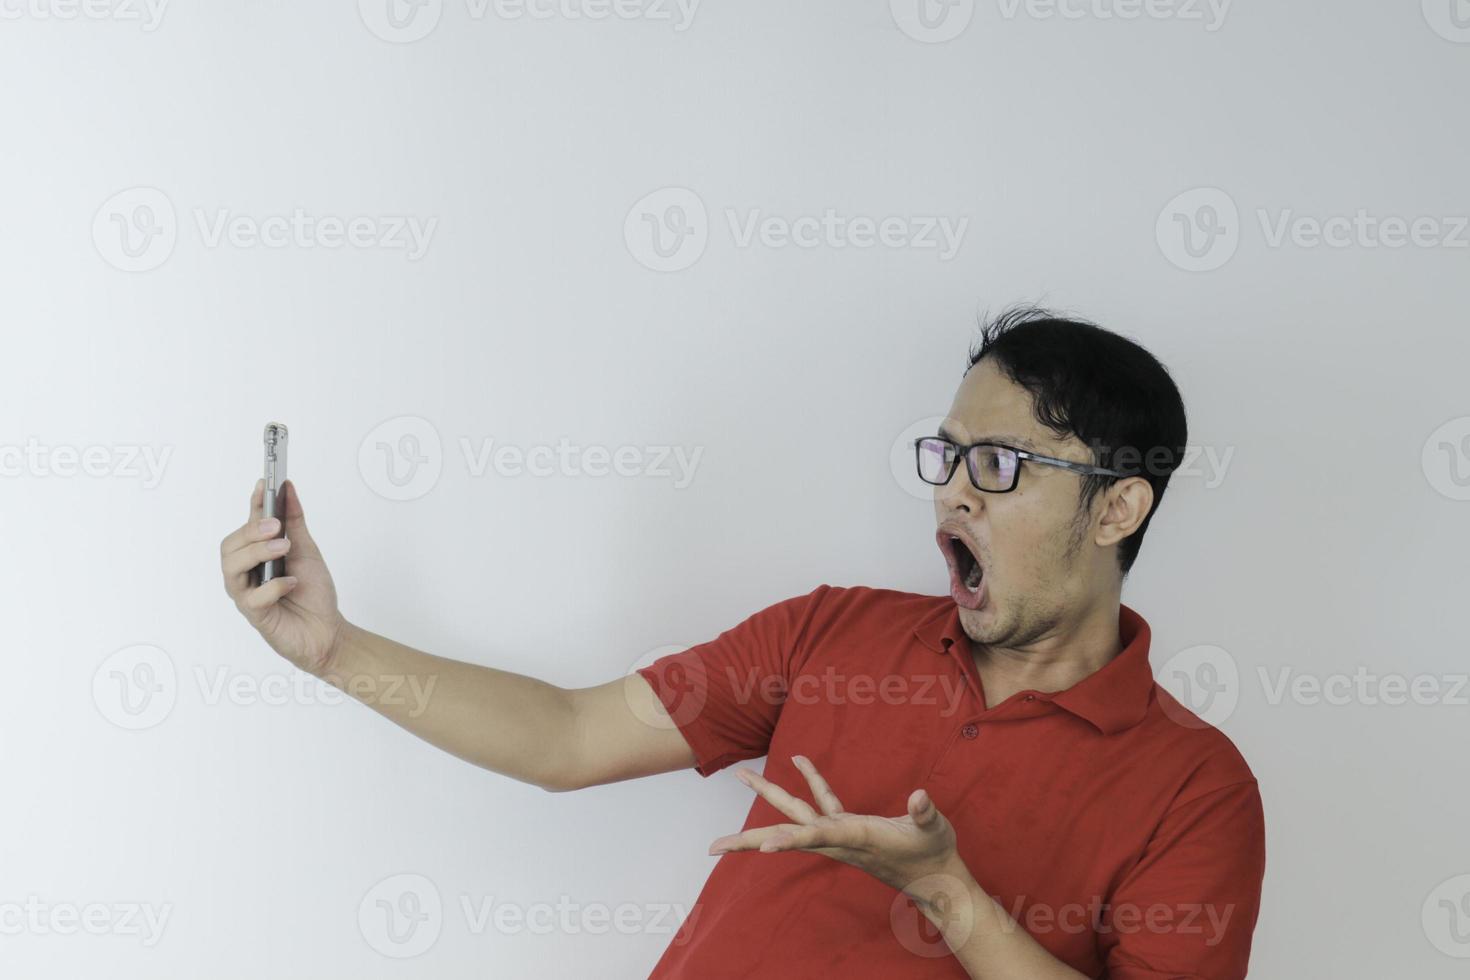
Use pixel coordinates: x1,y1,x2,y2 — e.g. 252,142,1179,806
219,479,695,792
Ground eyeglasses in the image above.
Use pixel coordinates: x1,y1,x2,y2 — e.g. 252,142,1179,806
914,436,1124,493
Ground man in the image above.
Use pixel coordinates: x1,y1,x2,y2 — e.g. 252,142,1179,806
220,307,1265,978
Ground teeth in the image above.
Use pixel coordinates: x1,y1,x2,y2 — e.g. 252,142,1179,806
950,535,983,591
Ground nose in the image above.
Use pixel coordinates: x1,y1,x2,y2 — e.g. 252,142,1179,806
936,472,983,515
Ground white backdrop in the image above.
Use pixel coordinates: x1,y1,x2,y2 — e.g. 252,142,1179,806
2,1,1468,976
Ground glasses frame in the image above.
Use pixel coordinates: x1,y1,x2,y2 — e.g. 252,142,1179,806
914,436,1125,494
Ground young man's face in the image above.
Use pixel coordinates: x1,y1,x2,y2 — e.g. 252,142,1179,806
932,357,1115,648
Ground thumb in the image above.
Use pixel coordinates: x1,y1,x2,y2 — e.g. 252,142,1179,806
279,480,323,559
908,788,942,830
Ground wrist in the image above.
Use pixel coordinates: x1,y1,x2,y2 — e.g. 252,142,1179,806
908,855,1005,942
907,853,976,922
315,618,362,684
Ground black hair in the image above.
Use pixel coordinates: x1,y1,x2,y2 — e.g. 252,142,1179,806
966,305,1188,575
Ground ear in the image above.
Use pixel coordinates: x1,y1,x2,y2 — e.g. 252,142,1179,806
1094,477,1154,550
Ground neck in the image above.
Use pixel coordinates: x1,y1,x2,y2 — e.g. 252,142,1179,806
970,589,1123,708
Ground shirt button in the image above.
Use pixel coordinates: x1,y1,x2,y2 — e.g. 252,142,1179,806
961,723,978,739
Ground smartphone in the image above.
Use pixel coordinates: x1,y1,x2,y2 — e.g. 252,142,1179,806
254,422,289,586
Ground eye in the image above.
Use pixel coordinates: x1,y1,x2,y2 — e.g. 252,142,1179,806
975,448,1003,470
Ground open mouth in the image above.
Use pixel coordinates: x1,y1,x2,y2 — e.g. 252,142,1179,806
943,531,984,593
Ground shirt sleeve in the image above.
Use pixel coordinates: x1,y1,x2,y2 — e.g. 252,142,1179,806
634,584,830,777
1102,779,1266,980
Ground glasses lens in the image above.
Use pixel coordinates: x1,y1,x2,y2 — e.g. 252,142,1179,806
969,445,1019,491
916,438,956,485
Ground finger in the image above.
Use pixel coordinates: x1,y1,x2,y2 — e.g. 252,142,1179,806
220,517,288,596
278,480,323,561
222,536,292,582
220,481,275,558
757,820,866,854
908,788,943,831
708,822,804,855
792,755,844,816
238,576,298,613
735,768,817,824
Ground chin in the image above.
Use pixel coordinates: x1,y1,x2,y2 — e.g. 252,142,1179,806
957,603,997,638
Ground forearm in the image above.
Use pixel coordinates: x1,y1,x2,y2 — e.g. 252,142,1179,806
316,620,580,791
910,857,1089,980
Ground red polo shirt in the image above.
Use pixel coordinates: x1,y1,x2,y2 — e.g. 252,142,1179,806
635,584,1265,979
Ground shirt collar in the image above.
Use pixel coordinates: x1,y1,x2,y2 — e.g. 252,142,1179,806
912,599,1154,735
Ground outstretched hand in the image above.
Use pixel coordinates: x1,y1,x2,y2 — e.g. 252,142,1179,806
708,755,962,899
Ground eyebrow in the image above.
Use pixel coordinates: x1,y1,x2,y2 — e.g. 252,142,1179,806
936,424,1042,452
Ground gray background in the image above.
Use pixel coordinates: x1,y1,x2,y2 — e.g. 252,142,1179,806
2,0,1467,976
